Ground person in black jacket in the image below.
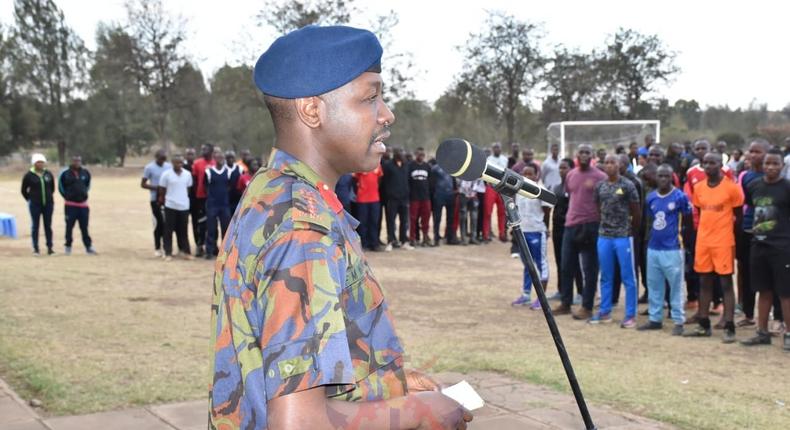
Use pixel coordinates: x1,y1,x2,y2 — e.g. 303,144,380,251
58,155,96,255
21,153,56,255
381,147,412,250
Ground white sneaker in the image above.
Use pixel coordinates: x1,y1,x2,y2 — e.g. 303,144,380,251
163,255,173,262
510,252,519,259
402,242,415,250
384,243,393,252
154,250,163,258
64,246,72,255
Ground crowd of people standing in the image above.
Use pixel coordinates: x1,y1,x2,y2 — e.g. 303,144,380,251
18,133,790,351
338,135,790,351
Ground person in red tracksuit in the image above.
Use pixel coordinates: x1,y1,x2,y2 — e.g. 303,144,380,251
483,143,509,242
408,147,432,247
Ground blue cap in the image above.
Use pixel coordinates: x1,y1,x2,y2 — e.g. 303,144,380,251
253,25,383,99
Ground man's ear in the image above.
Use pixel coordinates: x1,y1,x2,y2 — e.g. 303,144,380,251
294,96,323,129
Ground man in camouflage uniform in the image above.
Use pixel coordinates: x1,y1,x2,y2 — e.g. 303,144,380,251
209,25,472,430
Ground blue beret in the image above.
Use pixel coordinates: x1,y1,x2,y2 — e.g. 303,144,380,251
253,25,383,99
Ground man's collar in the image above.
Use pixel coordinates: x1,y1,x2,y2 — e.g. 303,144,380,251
269,149,343,213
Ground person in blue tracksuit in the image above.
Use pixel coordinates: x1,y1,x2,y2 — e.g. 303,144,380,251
58,155,96,255
589,154,641,328
639,164,692,334
204,148,233,258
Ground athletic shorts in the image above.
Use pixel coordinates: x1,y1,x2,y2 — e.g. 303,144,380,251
750,245,790,298
694,244,734,275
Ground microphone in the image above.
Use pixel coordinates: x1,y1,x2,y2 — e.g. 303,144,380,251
436,138,557,206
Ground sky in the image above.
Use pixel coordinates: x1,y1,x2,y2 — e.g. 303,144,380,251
2,0,789,110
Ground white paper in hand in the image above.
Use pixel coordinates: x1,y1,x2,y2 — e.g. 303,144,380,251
441,380,485,411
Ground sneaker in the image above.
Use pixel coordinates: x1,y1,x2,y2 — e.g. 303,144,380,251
32,250,40,257
572,294,582,306
722,329,737,344
736,318,755,328
784,333,790,352
637,321,663,331
511,295,531,306
588,313,612,324
384,242,393,252
529,299,541,310
163,255,173,262
86,247,98,255
510,252,519,259
740,330,771,347
64,246,72,255
710,304,723,316
409,240,417,248
672,325,684,336
684,314,701,325
552,304,572,315
154,250,163,258
769,320,786,337
402,242,415,251
621,317,637,329
195,247,205,258
47,248,55,256
682,325,712,337
572,307,593,321
421,238,431,248
181,253,195,261
548,291,562,301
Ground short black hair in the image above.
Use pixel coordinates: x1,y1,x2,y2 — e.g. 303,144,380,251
263,95,294,124
765,147,784,160
561,157,575,168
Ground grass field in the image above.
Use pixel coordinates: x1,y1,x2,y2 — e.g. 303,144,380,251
0,169,789,429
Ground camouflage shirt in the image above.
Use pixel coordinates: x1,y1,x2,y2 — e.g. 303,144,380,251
209,149,407,430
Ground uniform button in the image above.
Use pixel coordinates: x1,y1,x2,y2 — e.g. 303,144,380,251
268,369,275,378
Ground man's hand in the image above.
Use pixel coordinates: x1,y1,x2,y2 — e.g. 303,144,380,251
412,391,473,430
406,369,442,393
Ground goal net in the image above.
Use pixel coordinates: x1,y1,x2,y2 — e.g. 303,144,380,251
546,120,661,159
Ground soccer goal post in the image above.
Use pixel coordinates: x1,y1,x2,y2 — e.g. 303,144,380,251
546,120,661,159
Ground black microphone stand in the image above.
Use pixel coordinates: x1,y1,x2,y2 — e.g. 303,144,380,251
494,170,597,430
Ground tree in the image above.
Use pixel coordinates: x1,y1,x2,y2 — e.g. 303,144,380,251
170,63,211,149
542,47,600,122
125,0,189,151
390,99,433,150
87,24,154,165
11,0,87,164
209,65,274,156
599,28,679,119
0,23,13,155
673,99,702,129
258,0,356,35
455,11,545,145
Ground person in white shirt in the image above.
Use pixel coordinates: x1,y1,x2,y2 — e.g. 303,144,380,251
483,142,510,242
511,164,552,309
458,179,485,244
158,154,194,261
541,143,562,190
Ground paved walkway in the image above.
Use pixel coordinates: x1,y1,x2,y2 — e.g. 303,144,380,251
1,372,674,429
